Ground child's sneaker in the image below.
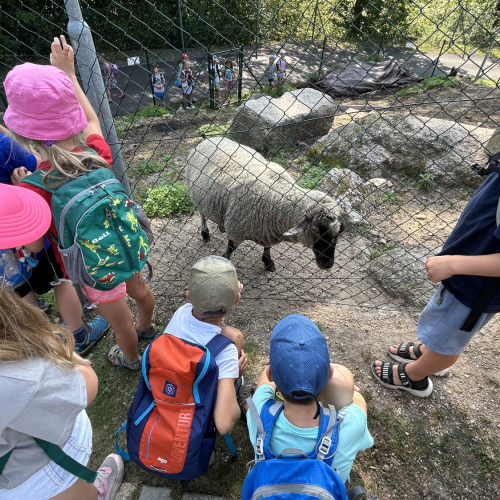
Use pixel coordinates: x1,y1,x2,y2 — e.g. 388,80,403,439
215,99,219,106
93,453,124,500
74,316,110,355
36,298,51,312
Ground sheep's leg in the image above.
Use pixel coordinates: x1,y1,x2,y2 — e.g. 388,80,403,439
201,215,210,243
262,247,276,272
218,225,226,233
222,240,238,260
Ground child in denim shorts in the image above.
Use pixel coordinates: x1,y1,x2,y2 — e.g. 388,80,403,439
372,170,500,397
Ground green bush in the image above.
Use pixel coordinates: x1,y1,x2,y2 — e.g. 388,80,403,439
135,106,173,118
296,161,330,189
418,173,436,191
142,183,196,217
135,159,166,175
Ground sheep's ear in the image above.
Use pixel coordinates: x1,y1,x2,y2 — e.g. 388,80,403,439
283,217,309,236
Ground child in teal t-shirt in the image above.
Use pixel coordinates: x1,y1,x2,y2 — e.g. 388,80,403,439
245,315,373,484
223,59,237,106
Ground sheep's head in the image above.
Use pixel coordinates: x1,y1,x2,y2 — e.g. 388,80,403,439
283,209,345,270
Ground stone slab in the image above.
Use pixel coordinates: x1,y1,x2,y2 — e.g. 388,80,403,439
116,483,140,500
139,486,174,500
181,494,226,500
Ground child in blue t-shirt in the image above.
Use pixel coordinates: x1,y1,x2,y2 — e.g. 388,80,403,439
245,315,373,484
373,170,500,397
0,125,39,184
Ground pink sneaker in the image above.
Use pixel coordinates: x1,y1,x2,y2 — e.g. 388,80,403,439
93,453,124,500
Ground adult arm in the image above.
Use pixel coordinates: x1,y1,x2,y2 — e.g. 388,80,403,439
49,35,103,138
426,253,500,282
214,378,240,435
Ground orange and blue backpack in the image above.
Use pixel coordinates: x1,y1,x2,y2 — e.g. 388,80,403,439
115,333,237,479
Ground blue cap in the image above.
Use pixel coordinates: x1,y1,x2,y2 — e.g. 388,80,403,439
270,314,330,399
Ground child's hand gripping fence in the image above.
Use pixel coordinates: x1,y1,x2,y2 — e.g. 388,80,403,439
2,0,500,313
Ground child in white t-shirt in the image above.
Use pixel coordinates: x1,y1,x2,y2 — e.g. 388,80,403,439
164,256,248,435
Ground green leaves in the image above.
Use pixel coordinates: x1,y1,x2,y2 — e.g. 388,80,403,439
142,182,195,218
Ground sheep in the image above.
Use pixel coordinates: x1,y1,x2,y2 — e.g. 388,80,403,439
185,137,346,271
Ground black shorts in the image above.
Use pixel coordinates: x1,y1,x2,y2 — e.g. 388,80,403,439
268,78,274,82
15,246,64,298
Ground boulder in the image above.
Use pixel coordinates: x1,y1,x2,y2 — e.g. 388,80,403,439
310,111,493,187
366,245,439,308
228,89,336,150
317,168,372,222
366,177,392,189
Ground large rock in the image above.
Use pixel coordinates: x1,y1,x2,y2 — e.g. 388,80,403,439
317,168,373,223
366,245,439,308
228,89,336,150
310,111,493,187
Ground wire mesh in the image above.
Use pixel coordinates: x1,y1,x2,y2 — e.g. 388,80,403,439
2,0,500,311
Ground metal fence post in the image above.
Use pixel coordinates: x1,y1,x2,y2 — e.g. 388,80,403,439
238,45,243,105
178,0,185,51
64,0,131,195
144,49,156,106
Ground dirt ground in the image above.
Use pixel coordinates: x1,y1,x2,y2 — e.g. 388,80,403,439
98,82,500,498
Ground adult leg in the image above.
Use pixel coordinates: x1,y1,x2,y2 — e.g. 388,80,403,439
54,281,84,332
125,273,155,331
106,87,112,101
96,297,139,363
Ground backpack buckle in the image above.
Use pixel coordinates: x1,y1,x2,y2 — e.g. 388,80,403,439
318,436,331,456
255,437,264,458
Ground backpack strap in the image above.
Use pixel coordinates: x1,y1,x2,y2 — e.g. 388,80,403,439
316,405,340,464
20,170,56,193
0,438,97,484
205,334,234,358
204,335,238,457
247,397,266,461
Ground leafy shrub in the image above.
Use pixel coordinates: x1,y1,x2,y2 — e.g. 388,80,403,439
418,173,436,190
142,183,196,217
365,52,386,63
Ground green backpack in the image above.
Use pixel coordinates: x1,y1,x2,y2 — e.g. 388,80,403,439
22,159,152,297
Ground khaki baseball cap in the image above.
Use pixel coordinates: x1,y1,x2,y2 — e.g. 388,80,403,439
189,256,239,317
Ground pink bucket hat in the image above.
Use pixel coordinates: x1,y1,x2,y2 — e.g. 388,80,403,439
0,184,51,248
3,63,87,141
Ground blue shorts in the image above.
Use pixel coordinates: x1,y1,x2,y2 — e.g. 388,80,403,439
154,91,165,100
417,284,495,355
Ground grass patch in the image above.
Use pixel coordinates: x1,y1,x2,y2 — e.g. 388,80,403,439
259,82,296,98
395,74,460,97
135,105,174,118
365,52,386,63
474,78,498,87
379,192,402,205
142,183,195,218
295,160,332,189
417,172,436,191
134,156,171,176
197,121,232,137
268,149,288,167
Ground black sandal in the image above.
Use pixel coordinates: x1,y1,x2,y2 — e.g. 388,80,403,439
389,342,449,376
237,380,257,417
371,361,433,397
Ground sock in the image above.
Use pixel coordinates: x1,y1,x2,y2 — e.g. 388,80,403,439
73,325,86,344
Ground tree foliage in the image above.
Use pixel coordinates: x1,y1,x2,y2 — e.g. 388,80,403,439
1,0,499,63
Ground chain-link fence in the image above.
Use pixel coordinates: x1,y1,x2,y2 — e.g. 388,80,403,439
2,0,500,311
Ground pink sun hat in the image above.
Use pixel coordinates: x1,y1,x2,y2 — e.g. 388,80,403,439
0,184,51,248
3,63,87,141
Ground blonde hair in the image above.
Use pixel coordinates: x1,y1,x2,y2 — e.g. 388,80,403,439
0,286,89,369
10,131,110,189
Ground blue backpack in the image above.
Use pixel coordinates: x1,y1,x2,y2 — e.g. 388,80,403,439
115,333,237,480
242,399,376,500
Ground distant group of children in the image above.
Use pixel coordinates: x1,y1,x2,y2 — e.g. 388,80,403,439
1,34,500,500
265,48,287,89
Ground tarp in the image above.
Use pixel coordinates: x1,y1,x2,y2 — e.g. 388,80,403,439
301,58,421,98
